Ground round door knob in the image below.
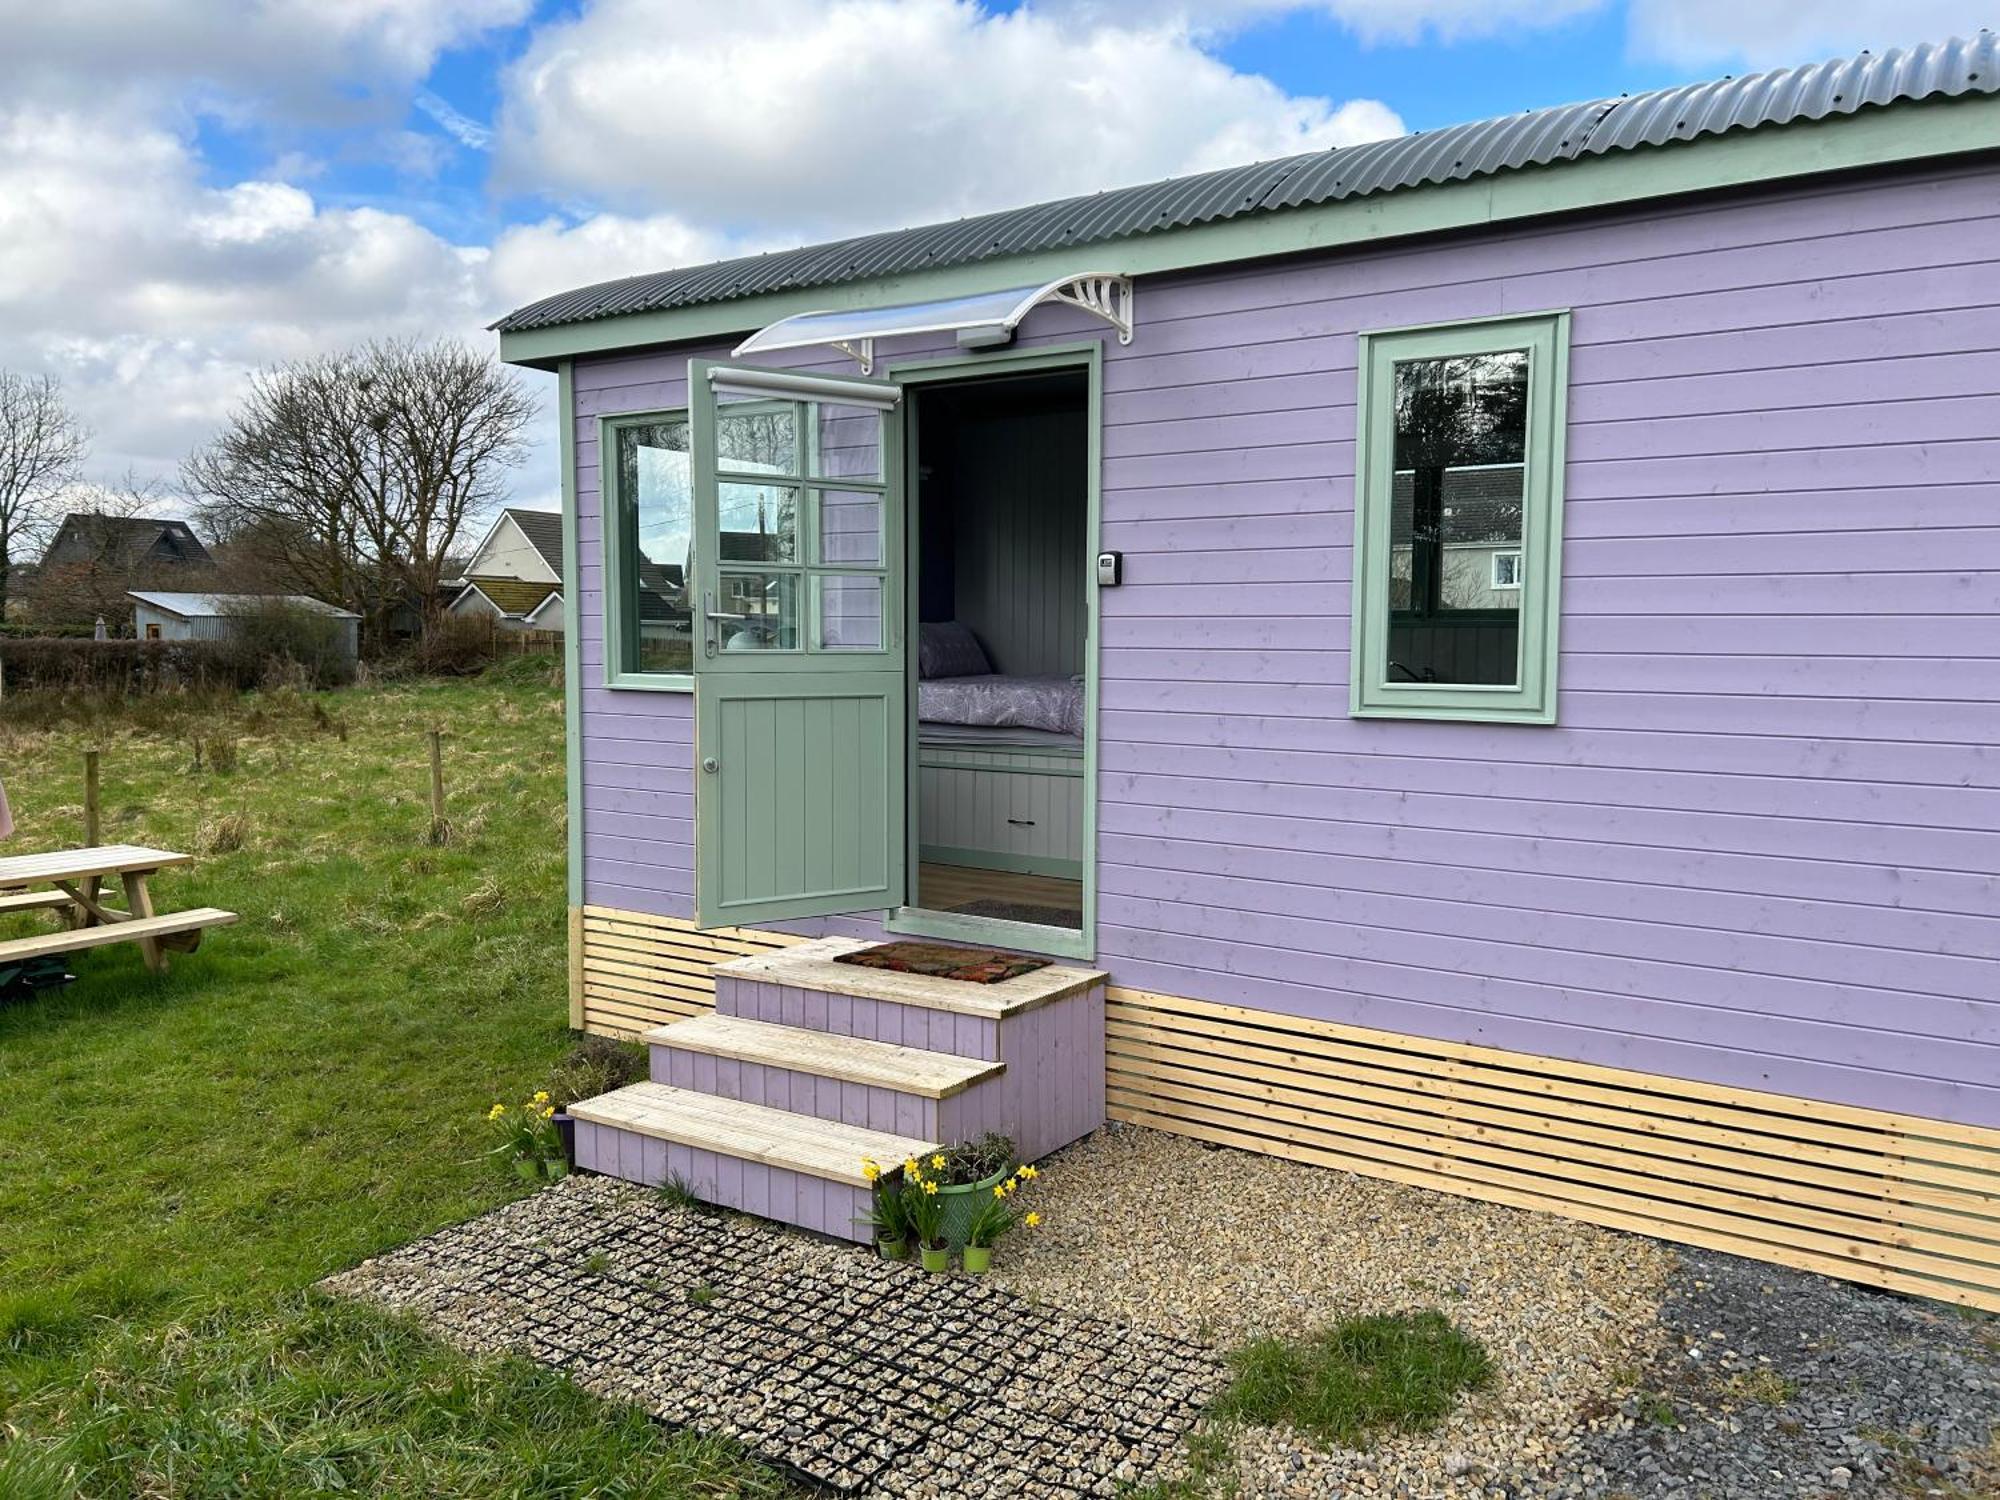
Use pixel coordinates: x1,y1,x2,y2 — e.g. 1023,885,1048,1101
701,757,719,774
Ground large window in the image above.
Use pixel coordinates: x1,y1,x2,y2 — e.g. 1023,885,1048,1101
604,412,696,684
1351,312,1569,723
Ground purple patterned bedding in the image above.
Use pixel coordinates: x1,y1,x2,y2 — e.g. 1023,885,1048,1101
918,675,1085,736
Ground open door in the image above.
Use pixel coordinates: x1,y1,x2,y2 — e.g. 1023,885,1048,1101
690,360,906,929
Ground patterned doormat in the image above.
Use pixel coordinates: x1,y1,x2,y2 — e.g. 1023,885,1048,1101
322,1176,1220,1496
835,940,1050,984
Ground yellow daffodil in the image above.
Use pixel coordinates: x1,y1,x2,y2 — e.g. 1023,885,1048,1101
993,1185,1007,1199
532,1090,550,1105
903,1157,919,1176
487,1103,506,1120
1019,1165,1038,1179
862,1160,881,1182
540,1105,555,1119
1025,1212,1041,1228
923,1181,939,1196
930,1154,946,1170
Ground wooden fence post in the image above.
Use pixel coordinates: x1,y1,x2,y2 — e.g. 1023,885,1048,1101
426,728,450,844
84,750,101,847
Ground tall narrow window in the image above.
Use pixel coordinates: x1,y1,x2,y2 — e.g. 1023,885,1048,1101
1352,313,1568,722
605,411,696,684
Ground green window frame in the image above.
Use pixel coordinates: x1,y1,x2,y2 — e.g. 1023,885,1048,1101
1350,310,1570,724
601,408,695,691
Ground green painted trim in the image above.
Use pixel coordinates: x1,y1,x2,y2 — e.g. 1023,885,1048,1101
886,340,1101,962
598,406,696,692
500,100,2000,368
888,905,1092,961
558,360,585,908
1350,311,1569,724
919,845,1084,880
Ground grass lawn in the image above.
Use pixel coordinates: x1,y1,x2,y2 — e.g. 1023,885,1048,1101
0,668,791,1497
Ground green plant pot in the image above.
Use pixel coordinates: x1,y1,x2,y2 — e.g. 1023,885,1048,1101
937,1165,1013,1249
919,1244,952,1274
877,1235,909,1262
961,1244,992,1275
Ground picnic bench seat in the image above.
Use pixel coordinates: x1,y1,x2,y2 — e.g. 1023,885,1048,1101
0,890,78,916
0,908,238,962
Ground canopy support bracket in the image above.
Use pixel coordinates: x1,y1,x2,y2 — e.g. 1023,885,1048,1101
830,337,876,376
1048,274,1134,346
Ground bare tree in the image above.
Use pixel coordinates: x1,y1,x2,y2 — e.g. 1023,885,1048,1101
0,371,90,618
185,338,538,647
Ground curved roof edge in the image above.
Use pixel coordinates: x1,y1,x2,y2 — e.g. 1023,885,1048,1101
495,32,1998,339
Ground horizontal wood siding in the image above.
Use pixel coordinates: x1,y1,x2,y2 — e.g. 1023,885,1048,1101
575,161,2000,1138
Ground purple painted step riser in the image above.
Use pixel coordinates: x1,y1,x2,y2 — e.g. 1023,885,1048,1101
716,976,999,1060
572,1118,873,1242
653,1044,948,1139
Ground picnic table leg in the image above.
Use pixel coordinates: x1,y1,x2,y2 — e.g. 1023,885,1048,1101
121,872,166,973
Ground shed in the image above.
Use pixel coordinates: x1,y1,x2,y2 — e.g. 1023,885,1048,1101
497,36,2000,1309
127,592,362,662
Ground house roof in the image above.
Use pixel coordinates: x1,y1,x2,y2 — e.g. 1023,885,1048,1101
127,591,361,620
46,513,214,569
462,577,562,617
503,508,565,576
494,34,1998,337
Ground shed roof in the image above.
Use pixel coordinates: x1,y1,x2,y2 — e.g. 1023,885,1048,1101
495,33,1997,337
462,577,562,617
127,591,362,620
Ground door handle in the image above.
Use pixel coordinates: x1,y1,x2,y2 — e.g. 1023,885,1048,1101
702,757,719,774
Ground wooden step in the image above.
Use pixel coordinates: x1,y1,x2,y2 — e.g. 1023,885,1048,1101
0,908,238,963
715,935,1107,1018
568,1083,937,1187
645,1014,1003,1099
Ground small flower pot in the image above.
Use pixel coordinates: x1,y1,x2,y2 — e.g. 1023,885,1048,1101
877,1235,910,1262
938,1164,1013,1249
961,1244,992,1275
553,1110,577,1168
919,1243,952,1274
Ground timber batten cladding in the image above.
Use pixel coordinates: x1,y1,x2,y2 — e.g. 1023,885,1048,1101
574,909,2000,1311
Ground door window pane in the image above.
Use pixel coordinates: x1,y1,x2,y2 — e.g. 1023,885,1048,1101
717,403,796,474
817,575,882,650
715,571,799,651
718,481,798,563
1386,351,1527,687
618,420,695,674
811,402,883,482
817,488,882,566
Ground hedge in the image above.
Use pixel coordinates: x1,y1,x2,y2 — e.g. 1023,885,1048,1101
0,637,352,694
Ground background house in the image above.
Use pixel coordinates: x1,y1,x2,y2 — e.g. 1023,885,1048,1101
446,507,564,633
28,513,215,631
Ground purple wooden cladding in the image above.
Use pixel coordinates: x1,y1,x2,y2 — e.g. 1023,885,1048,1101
570,1119,874,1241
717,976,1000,1060
574,159,2000,1129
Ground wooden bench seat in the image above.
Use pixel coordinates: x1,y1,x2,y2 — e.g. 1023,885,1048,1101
0,890,79,917
0,908,238,964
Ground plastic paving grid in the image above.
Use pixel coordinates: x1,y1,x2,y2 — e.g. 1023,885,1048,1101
325,1175,1221,1496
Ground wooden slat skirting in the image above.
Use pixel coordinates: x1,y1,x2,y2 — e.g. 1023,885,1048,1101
575,905,800,1038
1107,986,2000,1313
569,905,2000,1310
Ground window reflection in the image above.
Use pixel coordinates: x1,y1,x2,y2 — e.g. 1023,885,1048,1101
618,420,694,673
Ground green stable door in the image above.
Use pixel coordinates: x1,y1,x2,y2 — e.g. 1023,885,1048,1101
689,361,907,928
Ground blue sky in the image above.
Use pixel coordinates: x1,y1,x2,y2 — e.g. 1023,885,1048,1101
0,0,1988,510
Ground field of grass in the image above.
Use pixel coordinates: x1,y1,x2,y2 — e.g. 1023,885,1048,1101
0,668,789,1497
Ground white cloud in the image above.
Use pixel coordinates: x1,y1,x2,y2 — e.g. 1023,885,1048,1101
1627,1,1995,69
1053,0,1605,45
494,0,1404,239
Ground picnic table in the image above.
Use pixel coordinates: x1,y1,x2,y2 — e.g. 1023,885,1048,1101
0,845,237,974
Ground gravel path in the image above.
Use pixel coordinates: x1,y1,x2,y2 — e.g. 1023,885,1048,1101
996,1126,2000,1499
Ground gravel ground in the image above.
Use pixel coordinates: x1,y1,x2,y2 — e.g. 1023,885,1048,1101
994,1125,2000,1500
323,1173,1223,1496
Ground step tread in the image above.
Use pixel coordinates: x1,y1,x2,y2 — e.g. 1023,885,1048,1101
568,1082,937,1186
646,1014,1003,1098
716,935,1106,1018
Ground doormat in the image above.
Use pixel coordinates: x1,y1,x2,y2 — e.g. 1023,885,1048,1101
949,898,1084,931
835,940,1050,984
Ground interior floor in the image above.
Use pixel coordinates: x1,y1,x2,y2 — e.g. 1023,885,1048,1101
916,862,1083,930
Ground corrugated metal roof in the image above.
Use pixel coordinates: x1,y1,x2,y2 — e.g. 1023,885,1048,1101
495,33,1998,335
128,592,362,620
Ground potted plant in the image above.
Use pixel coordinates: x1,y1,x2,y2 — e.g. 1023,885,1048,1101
544,1037,649,1170
486,1092,568,1182
927,1133,1017,1249
856,1157,911,1259
901,1156,952,1272
960,1164,1044,1274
